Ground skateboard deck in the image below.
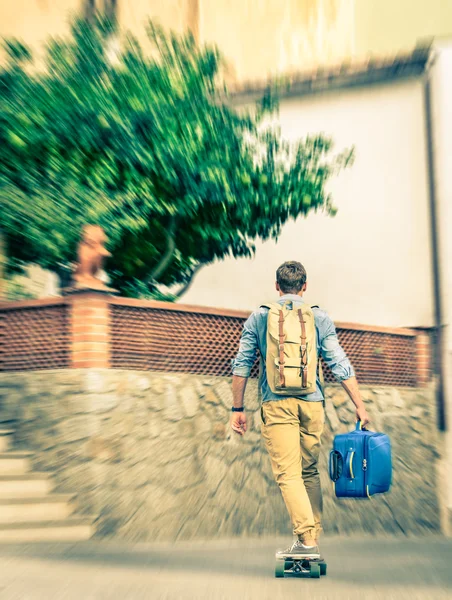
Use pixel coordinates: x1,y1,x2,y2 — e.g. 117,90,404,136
275,555,327,578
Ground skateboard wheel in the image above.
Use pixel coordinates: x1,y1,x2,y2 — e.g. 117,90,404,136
319,563,327,576
284,560,293,570
275,560,285,578
310,563,320,578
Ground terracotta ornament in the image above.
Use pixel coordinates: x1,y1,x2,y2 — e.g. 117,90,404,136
72,225,113,291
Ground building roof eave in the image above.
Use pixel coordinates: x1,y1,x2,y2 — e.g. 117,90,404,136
228,44,435,105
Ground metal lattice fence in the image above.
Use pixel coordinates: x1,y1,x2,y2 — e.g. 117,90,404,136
0,298,424,386
110,304,420,387
0,303,70,372
330,328,417,387
110,305,251,376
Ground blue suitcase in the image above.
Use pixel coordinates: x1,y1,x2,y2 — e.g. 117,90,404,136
329,422,392,498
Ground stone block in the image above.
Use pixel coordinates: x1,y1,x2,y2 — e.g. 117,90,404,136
204,455,229,494
244,380,260,411
179,385,200,418
85,436,124,462
190,379,204,401
324,401,340,431
148,419,160,439
58,415,100,443
164,456,204,492
202,378,216,386
149,377,166,395
243,431,261,447
214,478,239,512
103,412,134,437
194,413,212,436
113,461,151,489
134,375,152,392
390,388,406,409
253,410,263,432
410,406,425,420
215,381,234,410
83,393,119,413
212,422,227,440
163,384,183,421
244,468,267,499
148,436,194,467
204,389,220,406
55,463,97,493
145,484,182,517
331,392,348,408
83,370,115,394
230,494,261,535
229,461,247,490
337,406,352,425
144,391,165,412
177,419,195,439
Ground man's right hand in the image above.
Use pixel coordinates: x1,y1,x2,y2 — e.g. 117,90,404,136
230,412,247,436
356,405,370,428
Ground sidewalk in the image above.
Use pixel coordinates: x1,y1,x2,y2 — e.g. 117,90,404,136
0,536,450,599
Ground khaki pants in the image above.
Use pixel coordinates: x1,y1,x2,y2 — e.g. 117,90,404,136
261,398,325,542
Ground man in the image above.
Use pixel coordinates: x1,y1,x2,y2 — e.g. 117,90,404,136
230,261,369,559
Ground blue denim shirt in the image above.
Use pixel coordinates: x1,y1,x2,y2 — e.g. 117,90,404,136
232,294,355,403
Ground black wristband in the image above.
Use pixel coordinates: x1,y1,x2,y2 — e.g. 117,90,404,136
231,407,244,412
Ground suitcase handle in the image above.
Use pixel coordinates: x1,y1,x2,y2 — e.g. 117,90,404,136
329,451,343,482
355,420,369,432
345,450,355,479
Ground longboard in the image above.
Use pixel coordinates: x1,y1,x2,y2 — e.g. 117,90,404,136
275,555,327,578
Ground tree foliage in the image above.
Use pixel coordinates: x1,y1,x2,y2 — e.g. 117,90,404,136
0,17,353,297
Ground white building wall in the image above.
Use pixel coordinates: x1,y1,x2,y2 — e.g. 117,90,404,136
430,41,452,520
182,79,435,329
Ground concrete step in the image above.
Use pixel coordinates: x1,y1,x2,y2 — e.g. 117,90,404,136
0,495,75,524
0,473,54,498
0,430,15,453
0,516,94,543
0,452,32,475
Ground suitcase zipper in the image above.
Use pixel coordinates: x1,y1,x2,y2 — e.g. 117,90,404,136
362,436,369,497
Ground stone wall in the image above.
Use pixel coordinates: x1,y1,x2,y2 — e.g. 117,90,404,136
0,370,443,540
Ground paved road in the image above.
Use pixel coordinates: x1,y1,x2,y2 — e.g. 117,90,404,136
0,536,450,599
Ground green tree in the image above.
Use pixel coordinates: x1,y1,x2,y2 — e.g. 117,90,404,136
0,18,353,298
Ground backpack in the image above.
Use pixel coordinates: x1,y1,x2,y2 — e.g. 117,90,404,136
260,300,318,396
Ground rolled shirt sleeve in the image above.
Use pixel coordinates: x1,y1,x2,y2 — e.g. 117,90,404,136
317,310,355,382
231,313,258,378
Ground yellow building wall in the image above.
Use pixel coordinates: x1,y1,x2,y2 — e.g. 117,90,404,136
355,0,452,56
118,0,194,51
2,1,452,80
199,0,354,82
0,0,82,53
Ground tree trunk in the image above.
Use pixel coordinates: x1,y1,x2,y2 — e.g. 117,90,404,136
84,0,96,21
172,261,206,300
148,216,177,284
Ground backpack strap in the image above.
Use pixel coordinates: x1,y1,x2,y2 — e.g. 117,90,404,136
297,308,308,387
310,305,325,389
278,309,286,388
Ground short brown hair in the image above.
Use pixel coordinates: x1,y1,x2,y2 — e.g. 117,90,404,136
276,261,307,293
